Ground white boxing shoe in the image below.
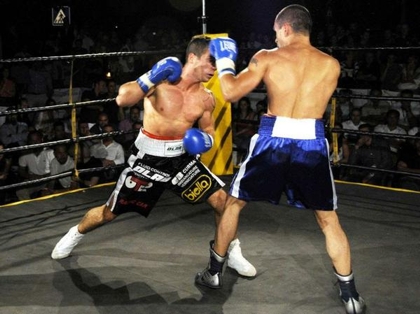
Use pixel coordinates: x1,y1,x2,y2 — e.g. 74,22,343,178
227,239,257,277
51,225,84,260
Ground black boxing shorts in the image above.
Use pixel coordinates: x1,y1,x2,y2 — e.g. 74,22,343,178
106,129,224,217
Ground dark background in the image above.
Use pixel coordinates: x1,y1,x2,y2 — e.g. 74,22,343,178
0,0,419,58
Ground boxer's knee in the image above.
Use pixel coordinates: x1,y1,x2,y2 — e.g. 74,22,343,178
207,189,227,215
314,210,340,231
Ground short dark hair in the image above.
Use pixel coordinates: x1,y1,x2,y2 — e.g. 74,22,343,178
358,123,373,132
387,109,400,118
185,35,211,60
275,4,312,35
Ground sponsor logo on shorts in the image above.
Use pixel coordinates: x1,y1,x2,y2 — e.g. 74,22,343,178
125,176,153,192
181,175,212,202
164,142,185,157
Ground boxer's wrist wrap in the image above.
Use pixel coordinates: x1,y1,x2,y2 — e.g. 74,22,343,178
137,72,154,94
216,58,236,77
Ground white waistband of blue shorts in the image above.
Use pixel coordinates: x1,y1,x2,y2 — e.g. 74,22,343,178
132,129,186,157
258,115,325,139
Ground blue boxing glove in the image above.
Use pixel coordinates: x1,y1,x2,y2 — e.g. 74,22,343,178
183,128,214,155
137,57,182,93
209,37,238,77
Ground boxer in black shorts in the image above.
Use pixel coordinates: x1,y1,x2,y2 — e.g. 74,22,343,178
51,36,256,278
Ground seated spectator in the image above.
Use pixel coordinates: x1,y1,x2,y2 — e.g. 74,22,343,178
338,51,359,88
0,141,12,205
90,124,124,182
79,77,107,123
75,141,103,188
118,105,142,148
232,96,257,165
52,102,71,134
15,130,55,200
361,88,391,126
45,144,76,194
345,124,394,186
27,62,53,106
90,112,112,135
390,89,420,131
51,121,71,141
33,98,56,140
355,51,381,89
16,97,35,129
336,88,354,122
0,109,29,149
341,108,366,145
102,79,120,126
395,132,420,191
397,54,420,92
0,67,17,107
327,123,350,180
380,53,402,92
77,121,95,152
374,109,407,157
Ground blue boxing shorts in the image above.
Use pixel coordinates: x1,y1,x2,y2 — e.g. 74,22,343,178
106,129,224,217
230,115,337,211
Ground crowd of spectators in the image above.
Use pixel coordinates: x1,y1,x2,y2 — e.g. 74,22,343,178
1,20,420,205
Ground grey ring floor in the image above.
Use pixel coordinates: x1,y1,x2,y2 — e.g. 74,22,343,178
1,178,419,314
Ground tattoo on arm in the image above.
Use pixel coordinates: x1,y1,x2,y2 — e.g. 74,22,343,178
250,57,259,66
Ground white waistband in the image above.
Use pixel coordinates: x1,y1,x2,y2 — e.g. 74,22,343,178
260,116,322,139
132,129,186,158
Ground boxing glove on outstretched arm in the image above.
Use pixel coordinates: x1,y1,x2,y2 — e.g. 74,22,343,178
136,57,182,93
183,128,214,155
209,37,238,77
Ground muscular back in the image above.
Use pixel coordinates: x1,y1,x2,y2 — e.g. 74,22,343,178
222,39,341,120
262,44,340,119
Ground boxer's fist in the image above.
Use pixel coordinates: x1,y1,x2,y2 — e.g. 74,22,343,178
209,37,238,77
183,128,213,155
137,57,182,93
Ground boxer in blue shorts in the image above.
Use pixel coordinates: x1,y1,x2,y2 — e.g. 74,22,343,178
195,5,365,314
51,36,256,278
231,115,337,210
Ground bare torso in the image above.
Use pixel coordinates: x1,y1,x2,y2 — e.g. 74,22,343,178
220,37,340,120
143,80,215,138
262,43,340,119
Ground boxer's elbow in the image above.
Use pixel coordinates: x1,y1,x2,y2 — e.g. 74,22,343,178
116,82,142,107
220,77,242,103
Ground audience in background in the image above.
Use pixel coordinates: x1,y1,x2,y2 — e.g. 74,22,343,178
46,144,76,194
89,124,124,182
345,124,394,186
2,19,420,203
15,130,55,200
341,107,366,145
232,96,257,165
361,88,391,126
396,133,420,190
374,109,407,160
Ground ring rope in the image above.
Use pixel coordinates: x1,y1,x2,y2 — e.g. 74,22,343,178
0,98,117,117
0,50,184,64
1,46,420,202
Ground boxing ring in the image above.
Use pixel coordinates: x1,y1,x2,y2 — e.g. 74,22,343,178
1,179,420,313
1,44,420,314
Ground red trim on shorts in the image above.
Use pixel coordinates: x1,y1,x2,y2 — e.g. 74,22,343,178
142,128,183,140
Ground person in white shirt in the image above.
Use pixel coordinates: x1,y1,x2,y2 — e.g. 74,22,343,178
341,108,365,145
361,88,391,126
374,109,407,155
47,144,75,192
391,89,420,131
90,124,125,181
16,130,54,200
